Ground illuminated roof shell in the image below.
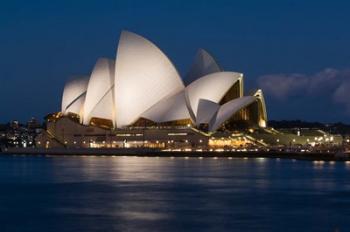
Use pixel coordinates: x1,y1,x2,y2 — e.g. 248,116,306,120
186,49,221,84
114,31,185,127
141,90,190,123
185,71,242,121
196,99,220,126
210,96,257,131
83,58,115,126
61,76,89,120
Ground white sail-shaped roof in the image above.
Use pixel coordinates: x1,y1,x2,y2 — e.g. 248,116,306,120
196,99,219,126
61,76,89,118
87,89,114,124
253,89,268,128
83,58,115,125
141,90,190,123
185,71,242,121
114,31,185,127
210,96,256,131
186,49,221,84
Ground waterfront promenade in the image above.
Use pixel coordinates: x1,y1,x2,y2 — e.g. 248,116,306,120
1,147,349,161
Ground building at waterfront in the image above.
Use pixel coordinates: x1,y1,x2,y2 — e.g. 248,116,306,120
60,31,267,130
35,31,342,150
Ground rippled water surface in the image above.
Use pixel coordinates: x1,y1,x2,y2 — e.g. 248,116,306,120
0,156,350,232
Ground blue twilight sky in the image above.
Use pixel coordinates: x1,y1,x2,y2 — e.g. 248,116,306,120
0,0,350,123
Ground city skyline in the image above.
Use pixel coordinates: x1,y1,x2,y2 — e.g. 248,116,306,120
1,0,350,122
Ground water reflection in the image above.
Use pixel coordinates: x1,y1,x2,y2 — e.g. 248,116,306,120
0,156,349,231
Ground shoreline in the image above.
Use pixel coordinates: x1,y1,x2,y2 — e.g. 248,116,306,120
1,147,349,161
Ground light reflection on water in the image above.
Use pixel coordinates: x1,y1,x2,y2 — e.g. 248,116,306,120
0,156,349,232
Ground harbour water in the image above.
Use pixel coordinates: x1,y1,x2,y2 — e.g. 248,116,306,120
0,156,349,231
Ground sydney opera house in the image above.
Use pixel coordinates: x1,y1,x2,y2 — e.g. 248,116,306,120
36,31,269,149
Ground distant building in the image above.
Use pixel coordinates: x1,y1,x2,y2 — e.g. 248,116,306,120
10,120,19,130
27,117,41,130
